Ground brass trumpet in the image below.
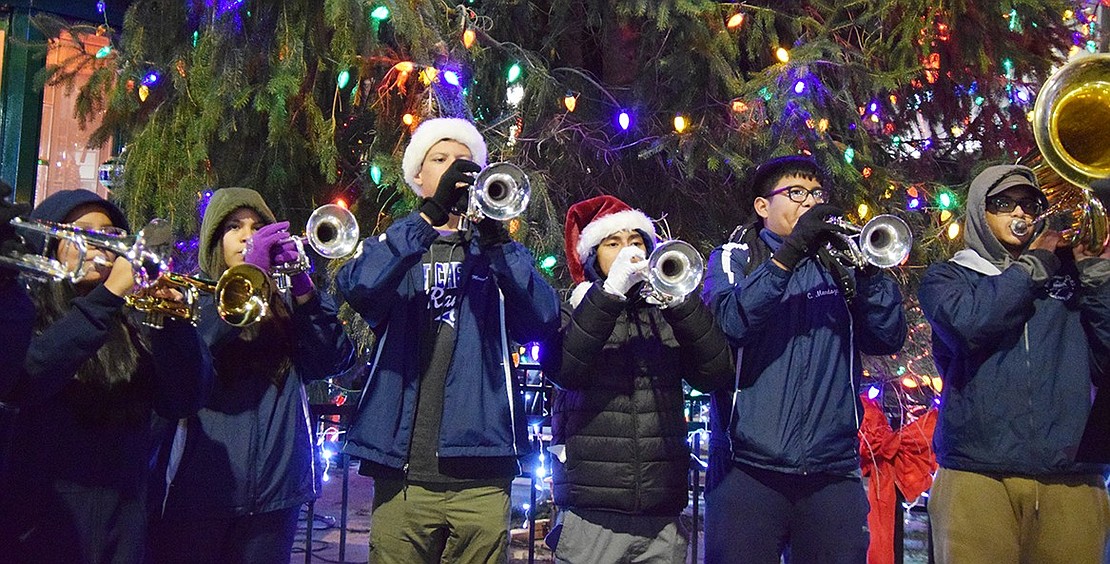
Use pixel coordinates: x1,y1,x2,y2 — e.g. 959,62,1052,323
127,263,272,329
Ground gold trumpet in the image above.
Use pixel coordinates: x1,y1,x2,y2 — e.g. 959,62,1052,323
127,263,272,329
1023,53,1110,253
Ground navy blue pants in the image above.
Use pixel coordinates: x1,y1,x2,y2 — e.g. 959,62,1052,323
704,463,870,564
146,505,300,564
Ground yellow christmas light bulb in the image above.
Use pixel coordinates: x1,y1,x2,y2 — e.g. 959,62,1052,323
731,99,749,113
940,210,952,222
817,118,829,133
419,67,438,86
932,377,944,393
858,203,870,219
727,13,745,29
462,29,476,49
901,376,919,388
138,85,150,102
947,221,961,240
673,115,688,133
402,113,416,126
775,47,790,63
563,93,577,112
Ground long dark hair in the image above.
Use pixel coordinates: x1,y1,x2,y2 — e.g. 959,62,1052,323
28,280,152,424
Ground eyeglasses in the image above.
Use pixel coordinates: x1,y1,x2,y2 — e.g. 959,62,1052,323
986,195,1046,216
767,185,829,204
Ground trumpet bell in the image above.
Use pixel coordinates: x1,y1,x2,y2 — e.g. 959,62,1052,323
216,263,272,327
858,215,912,268
646,240,705,301
306,204,360,259
471,162,530,221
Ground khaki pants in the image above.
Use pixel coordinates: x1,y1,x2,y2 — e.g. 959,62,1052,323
367,478,512,564
929,467,1110,564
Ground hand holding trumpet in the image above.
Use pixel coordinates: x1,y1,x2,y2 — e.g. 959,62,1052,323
244,221,314,300
603,246,649,298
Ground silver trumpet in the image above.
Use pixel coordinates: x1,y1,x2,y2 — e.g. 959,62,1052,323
270,204,360,292
640,240,705,306
3,217,172,286
826,215,913,269
464,162,530,223
2,217,90,282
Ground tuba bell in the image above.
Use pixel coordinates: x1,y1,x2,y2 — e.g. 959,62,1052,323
466,162,531,222
1022,53,1110,253
641,240,705,306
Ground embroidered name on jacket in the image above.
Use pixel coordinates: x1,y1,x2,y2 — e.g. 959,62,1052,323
423,260,463,327
807,286,840,300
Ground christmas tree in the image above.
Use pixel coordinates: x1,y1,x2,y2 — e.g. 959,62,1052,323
45,0,1106,403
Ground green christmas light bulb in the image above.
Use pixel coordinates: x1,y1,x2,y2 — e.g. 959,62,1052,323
370,6,390,21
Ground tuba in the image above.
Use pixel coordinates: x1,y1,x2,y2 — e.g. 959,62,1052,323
465,162,531,222
270,204,360,292
640,240,705,306
826,215,913,269
128,263,272,329
1022,53,1110,253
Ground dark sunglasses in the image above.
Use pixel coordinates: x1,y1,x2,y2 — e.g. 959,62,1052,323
986,195,1046,216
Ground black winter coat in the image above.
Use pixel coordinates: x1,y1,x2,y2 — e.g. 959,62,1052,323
544,282,733,516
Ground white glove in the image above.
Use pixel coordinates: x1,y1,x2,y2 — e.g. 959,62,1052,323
602,246,648,298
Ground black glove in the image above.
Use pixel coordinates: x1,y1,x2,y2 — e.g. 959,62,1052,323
773,203,847,270
419,159,481,226
476,217,511,249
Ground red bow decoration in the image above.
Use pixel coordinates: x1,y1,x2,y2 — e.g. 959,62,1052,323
859,399,938,564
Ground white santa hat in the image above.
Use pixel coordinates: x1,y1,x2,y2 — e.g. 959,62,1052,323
401,117,489,197
564,195,657,284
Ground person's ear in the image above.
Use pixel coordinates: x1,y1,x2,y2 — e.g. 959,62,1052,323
413,169,426,195
754,196,771,219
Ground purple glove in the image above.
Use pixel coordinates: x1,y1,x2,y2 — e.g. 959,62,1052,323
243,221,291,271
272,238,315,298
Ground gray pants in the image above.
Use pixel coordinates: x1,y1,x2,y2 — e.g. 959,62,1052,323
552,508,689,564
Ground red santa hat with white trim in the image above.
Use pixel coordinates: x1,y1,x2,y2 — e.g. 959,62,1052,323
564,195,658,284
